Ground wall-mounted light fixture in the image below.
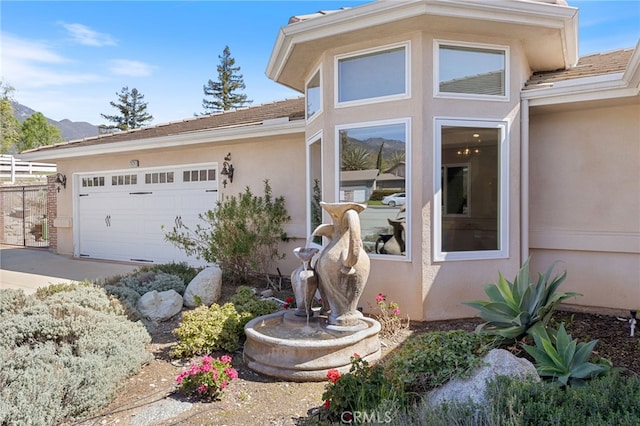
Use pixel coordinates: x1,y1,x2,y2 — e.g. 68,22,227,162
54,173,67,193
220,152,234,188
129,159,140,167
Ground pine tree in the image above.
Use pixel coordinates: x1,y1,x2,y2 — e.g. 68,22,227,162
0,81,21,154
202,46,252,114
101,86,153,131
16,112,63,152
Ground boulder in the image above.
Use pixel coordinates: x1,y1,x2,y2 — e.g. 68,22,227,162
183,265,223,308
137,290,183,322
428,348,540,406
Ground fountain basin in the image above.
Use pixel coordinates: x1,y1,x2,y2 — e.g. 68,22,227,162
243,310,381,381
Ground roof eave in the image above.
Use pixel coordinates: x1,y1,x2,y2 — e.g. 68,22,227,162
267,0,578,91
19,120,306,162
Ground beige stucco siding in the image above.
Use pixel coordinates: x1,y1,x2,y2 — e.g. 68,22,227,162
52,133,308,274
529,101,640,311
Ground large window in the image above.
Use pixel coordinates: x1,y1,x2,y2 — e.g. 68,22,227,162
336,43,409,105
434,119,508,261
306,69,321,120
337,119,410,257
435,41,508,99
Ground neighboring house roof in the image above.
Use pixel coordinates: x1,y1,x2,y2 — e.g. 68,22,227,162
23,98,305,156
340,169,379,184
525,48,635,88
440,71,505,96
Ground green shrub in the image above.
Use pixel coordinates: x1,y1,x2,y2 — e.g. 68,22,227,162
322,355,406,423
171,287,279,358
164,180,290,285
486,372,640,425
138,262,201,287
118,270,186,296
383,330,495,395
171,303,250,356
0,285,151,425
463,258,580,343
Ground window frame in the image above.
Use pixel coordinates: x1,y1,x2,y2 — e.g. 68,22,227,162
434,40,509,101
335,117,412,260
433,118,509,262
305,66,322,122
334,41,411,108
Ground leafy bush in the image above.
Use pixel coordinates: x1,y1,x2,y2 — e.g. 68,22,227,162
0,288,28,315
164,180,290,285
0,284,151,425
322,354,406,423
138,262,201,287
118,270,186,296
523,322,611,387
171,287,279,357
383,330,495,395
463,258,580,342
486,372,640,425
175,354,239,401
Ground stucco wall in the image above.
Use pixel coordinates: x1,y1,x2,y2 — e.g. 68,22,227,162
529,101,640,311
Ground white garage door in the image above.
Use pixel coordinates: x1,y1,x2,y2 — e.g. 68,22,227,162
76,164,218,265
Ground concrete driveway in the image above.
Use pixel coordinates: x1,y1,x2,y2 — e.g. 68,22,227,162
0,245,140,294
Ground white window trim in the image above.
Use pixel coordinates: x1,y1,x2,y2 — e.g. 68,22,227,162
433,39,510,102
433,118,509,262
334,41,411,109
334,118,412,261
305,66,323,123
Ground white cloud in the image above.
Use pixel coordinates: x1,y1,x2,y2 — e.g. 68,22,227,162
1,32,104,89
108,59,154,77
61,23,117,47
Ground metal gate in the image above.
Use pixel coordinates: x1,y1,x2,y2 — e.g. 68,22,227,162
0,185,49,247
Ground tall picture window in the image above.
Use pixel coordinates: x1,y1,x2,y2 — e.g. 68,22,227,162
436,41,508,99
337,119,410,257
306,70,321,120
336,42,409,105
434,119,508,261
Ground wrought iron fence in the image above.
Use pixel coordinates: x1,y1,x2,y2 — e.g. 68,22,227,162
0,185,49,247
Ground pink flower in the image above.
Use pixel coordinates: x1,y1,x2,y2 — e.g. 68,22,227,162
376,293,385,303
201,355,214,364
326,369,341,384
200,363,212,372
220,355,232,364
220,380,228,390
393,308,401,316
353,353,360,358
197,384,208,394
225,367,239,379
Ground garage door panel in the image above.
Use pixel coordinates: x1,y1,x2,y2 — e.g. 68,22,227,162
77,166,217,265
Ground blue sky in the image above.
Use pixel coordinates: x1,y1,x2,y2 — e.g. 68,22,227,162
1,1,638,126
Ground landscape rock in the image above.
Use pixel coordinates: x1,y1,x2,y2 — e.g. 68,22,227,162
183,265,223,308
137,290,183,321
428,348,540,406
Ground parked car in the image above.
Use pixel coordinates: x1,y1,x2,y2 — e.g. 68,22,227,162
381,193,406,207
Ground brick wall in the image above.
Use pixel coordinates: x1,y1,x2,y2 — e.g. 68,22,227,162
46,174,58,251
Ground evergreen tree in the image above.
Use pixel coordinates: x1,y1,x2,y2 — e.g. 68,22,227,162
101,86,153,131
202,46,252,114
16,112,63,152
0,81,20,154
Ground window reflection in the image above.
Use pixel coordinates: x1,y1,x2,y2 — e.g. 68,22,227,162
338,121,408,256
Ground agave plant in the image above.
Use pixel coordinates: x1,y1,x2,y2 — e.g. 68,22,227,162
523,322,611,386
463,258,581,341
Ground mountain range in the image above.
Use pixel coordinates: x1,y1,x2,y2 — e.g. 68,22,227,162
11,101,99,142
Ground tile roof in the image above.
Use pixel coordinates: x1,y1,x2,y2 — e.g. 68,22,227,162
525,48,635,88
28,97,305,153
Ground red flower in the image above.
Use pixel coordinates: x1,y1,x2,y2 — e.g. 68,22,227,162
326,369,341,384
285,297,294,303
323,399,331,410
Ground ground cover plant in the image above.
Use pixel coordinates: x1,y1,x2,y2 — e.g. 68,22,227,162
0,283,152,425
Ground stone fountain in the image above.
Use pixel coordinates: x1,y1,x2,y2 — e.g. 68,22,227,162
243,202,381,381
